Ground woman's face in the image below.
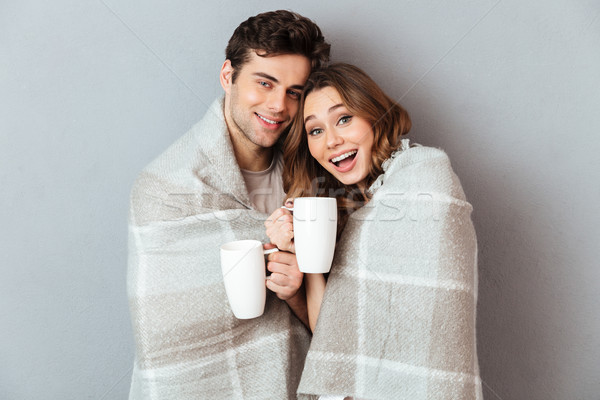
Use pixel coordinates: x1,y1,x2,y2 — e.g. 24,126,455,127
304,86,374,188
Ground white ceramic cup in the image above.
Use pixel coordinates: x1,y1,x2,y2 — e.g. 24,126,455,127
284,197,337,273
220,240,278,319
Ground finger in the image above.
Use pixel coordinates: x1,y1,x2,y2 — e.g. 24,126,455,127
267,251,296,265
282,222,294,238
267,262,303,284
266,271,290,287
267,261,296,275
276,213,293,224
267,271,302,294
265,208,285,226
265,278,293,300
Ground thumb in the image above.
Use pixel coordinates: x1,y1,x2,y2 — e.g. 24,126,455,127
286,242,296,254
263,243,278,250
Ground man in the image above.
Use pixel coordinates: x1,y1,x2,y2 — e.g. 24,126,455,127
127,10,329,399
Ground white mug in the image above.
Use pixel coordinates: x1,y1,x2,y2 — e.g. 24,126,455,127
284,197,337,273
220,240,277,319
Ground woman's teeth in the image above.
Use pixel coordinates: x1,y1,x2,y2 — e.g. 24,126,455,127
331,150,357,164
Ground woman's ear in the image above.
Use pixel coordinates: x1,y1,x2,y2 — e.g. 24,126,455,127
220,60,234,93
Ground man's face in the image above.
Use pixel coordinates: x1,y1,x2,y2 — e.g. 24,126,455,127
222,52,311,151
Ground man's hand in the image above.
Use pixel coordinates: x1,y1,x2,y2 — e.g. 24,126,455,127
265,245,303,300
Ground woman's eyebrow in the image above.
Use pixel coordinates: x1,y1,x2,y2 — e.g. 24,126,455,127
304,104,344,124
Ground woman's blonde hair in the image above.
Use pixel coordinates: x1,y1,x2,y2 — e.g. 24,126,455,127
283,63,412,234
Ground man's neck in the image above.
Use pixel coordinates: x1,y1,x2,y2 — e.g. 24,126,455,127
234,140,273,172
225,124,273,172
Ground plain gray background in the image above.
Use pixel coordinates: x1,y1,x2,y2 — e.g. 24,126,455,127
1,0,599,399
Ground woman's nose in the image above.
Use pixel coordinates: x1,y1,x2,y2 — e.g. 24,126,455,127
326,129,344,149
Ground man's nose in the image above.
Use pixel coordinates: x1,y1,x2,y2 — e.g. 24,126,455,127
266,90,286,114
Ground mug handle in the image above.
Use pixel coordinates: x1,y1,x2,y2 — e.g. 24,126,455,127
263,247,279,255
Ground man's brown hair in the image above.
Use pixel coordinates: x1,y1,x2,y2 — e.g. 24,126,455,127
225,10,330,82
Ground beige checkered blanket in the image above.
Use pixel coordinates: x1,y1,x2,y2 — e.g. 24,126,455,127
127,99,310,399
298,143,483,400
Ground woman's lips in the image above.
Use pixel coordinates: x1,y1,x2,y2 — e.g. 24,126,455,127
331,151,358,173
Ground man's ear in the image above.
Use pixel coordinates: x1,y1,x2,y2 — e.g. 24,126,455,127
220,60,234,93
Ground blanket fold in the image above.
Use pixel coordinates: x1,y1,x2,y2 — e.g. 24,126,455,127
127,99,311,400
298,144,483,400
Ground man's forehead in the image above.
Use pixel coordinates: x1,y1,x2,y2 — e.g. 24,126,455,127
238,52,311,86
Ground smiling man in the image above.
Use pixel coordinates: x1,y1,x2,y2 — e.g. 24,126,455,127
221,52,310,170
127,10,329,399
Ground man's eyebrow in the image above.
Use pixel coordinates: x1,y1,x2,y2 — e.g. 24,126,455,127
253,72,279,83
252,72,305,91
304,103,344,123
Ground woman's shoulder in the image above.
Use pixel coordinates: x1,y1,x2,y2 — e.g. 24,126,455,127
367,139,465,200
384,139,450,172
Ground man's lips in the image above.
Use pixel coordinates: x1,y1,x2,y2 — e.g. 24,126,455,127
255,113,285,129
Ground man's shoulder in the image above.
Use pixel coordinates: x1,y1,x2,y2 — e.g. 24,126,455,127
141,98,227,174
129,97,250,219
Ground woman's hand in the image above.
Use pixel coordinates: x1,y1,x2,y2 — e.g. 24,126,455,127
264,199,295,253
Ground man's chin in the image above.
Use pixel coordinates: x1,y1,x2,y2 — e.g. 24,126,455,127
253,130,287,148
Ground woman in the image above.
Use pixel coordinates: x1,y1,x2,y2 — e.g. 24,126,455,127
266,63,482,400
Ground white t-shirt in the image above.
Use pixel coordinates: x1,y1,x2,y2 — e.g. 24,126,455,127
240,152,286,215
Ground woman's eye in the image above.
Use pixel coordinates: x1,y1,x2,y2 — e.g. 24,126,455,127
338,115,352,125
308,128,323,136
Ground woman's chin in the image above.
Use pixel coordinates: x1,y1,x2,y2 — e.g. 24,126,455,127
335,174,363,187
320,164,366,188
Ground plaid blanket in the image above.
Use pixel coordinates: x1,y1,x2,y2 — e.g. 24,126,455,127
127,98,310,399
298,143,483,400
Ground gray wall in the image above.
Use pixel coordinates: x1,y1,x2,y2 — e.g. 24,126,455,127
1,1,598,399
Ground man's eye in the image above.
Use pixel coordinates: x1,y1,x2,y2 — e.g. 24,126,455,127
288,90,301,99
259,81,271,87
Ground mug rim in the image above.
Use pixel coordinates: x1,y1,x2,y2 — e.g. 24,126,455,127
294,196,336,202
220,239,261,252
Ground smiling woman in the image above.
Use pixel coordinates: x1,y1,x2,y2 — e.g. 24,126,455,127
284,63,412,224
304,86,375,189
266,63,483,399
